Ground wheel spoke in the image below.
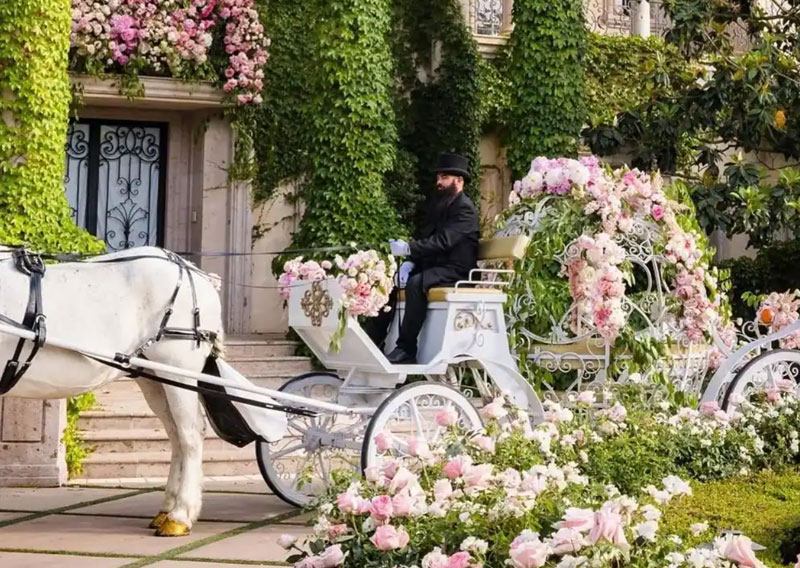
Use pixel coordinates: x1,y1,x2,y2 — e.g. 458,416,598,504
409,399,427,441
269,443,306,460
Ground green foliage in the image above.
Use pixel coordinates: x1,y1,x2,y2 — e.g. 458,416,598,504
389,0,483,230
63,393,96,479
286,0,401,249
586,0,800,247
661,469,800,567
0,0,104,254
717,240,800,322
504,0,586,178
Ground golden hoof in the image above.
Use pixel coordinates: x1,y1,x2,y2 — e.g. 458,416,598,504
149,512,169,530
155,518,191,537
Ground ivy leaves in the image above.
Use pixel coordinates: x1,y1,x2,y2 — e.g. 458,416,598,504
505,0,587,179
0,0,102,254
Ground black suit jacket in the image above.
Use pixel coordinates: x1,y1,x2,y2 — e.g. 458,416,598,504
408,191,480,290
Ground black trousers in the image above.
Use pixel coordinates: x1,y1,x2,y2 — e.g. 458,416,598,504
365,266,464,356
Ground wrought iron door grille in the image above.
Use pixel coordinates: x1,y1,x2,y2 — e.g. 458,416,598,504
63,120,167,251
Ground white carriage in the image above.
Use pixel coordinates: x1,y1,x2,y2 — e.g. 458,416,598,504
256,235,544,506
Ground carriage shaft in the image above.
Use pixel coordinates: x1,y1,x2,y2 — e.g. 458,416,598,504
0,323,374,416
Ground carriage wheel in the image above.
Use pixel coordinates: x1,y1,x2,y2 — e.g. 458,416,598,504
256,373,366,508
360,382,482,471
722,349,800,412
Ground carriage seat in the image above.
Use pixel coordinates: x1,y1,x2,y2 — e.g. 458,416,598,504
398,235,529,302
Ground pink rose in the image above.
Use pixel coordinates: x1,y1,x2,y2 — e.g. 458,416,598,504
480,398,507,420
651,204,664,220
447,551,471,568
556,507,595,532
700,401,720,415
433,479,453,501
370,525,410,551
474,435,496,454
588,507,628,549
577,391,595,405
778,378,796,393
509,534,551,568
766,388,780,403
443,455,471,479
381,460,400,479
327,524,348,539
407,436,430,457
606,402,627,423
392,492,414,517
723,535,765,568
549,527,586,555
388,467,418,494
317,544,346,567
369,495,394,521
336,491,362,514
464,463,494,489
435,407,459,426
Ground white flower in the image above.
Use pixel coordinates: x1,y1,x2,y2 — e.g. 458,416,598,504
635,520,659,542
278,534,298,549
461,537,489,554
690,522,709,536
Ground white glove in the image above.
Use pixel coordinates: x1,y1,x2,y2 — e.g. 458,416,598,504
398,261,415,288
389,239,411,257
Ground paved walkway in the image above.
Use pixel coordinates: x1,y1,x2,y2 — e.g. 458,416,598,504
0,479,313,567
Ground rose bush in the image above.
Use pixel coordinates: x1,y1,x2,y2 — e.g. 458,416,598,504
280,384,800,568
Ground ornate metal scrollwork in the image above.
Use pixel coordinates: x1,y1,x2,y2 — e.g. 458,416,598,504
301,281,334,327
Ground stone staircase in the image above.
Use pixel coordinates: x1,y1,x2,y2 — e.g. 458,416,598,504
76,334,314,481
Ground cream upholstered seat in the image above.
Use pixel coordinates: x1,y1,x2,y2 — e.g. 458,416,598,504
398,235,529,301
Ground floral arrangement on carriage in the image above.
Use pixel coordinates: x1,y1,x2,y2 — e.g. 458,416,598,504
277,249,397,351
492,156,737,396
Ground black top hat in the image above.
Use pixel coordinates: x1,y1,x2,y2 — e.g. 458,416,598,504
434,152,471,182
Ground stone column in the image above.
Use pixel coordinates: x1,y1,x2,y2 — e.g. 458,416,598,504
501,0,514,34
0,398,66,487
632,0,651,37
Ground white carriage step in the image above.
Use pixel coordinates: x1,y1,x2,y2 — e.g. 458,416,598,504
82,449,260,479
81,428,236,454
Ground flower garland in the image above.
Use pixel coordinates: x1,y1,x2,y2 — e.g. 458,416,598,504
507,156,724,346
70,0,268,104
756,290,800,350
278,250,396,350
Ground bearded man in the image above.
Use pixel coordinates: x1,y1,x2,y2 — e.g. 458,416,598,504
367,152,480,364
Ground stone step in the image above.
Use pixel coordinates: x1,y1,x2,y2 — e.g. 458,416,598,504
82,448,261,479
79,410,164,431
81,428,238,454
224,334,299,358
225,356,314,376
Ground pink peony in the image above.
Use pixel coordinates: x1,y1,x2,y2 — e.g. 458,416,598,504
700,401,720,415
370,525,410,551
327,524,348,539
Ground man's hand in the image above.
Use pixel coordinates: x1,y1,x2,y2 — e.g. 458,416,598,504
398,261,414,287
389,239,411,257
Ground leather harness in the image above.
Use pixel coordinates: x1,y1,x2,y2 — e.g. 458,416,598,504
0,248,217,396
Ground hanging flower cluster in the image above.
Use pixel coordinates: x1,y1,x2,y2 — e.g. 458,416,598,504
508,156,723,345
70,0,268,104
756,291,800,349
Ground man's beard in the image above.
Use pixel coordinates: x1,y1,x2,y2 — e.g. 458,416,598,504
436,181,458,197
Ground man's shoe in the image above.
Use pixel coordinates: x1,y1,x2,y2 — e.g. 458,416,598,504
387,347,416,365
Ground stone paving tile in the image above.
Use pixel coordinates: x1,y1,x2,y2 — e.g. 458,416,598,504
0,487,130,512
278,511,315,525
0,514,242,556
181,522,312,563
0,512,28,522
150,561,278,568
0,551,134,568
70,477,272,494
70,490,294,522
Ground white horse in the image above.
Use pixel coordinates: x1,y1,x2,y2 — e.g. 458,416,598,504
0,245,283,536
